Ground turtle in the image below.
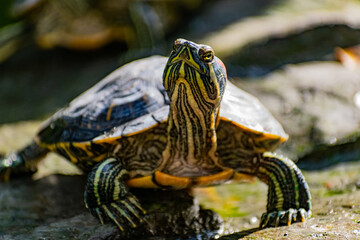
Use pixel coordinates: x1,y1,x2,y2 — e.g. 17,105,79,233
0,38,311,230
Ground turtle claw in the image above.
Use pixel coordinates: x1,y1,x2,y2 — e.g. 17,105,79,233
0,153,29,182
260,208,311,228
88,194,146,231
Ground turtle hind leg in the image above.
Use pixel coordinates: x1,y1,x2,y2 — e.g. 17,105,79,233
256,152,312,228
0,141,48,181
84,158,146,231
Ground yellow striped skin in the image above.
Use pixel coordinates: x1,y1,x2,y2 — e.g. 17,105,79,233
84,158,146,230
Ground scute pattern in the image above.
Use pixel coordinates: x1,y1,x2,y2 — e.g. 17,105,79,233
37,56,168,144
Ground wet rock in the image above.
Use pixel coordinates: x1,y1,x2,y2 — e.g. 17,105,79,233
0,175,222,240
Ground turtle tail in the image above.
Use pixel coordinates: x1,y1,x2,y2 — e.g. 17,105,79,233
0,141,48,181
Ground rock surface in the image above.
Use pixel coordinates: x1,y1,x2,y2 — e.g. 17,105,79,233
0,175,222,240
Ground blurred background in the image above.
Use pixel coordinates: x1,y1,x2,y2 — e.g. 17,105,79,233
1,0,360,238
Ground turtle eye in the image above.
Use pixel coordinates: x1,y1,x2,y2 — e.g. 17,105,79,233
199,47,214,63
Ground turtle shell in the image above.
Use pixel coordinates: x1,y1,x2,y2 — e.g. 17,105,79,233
37,55,287,149
37,56,168,144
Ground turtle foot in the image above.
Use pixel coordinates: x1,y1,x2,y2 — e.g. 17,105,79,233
260,208,311,228
88,194,146,231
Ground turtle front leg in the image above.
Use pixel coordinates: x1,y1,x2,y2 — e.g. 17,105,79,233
255,152,312,228
84,158,146,231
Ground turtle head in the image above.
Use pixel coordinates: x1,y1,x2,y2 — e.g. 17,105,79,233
163,38,227,110
161,39,227,171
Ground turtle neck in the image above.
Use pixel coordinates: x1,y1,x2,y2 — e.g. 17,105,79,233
159,78,221,176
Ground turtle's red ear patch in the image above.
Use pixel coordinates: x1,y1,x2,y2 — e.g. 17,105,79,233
216,58,227,75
